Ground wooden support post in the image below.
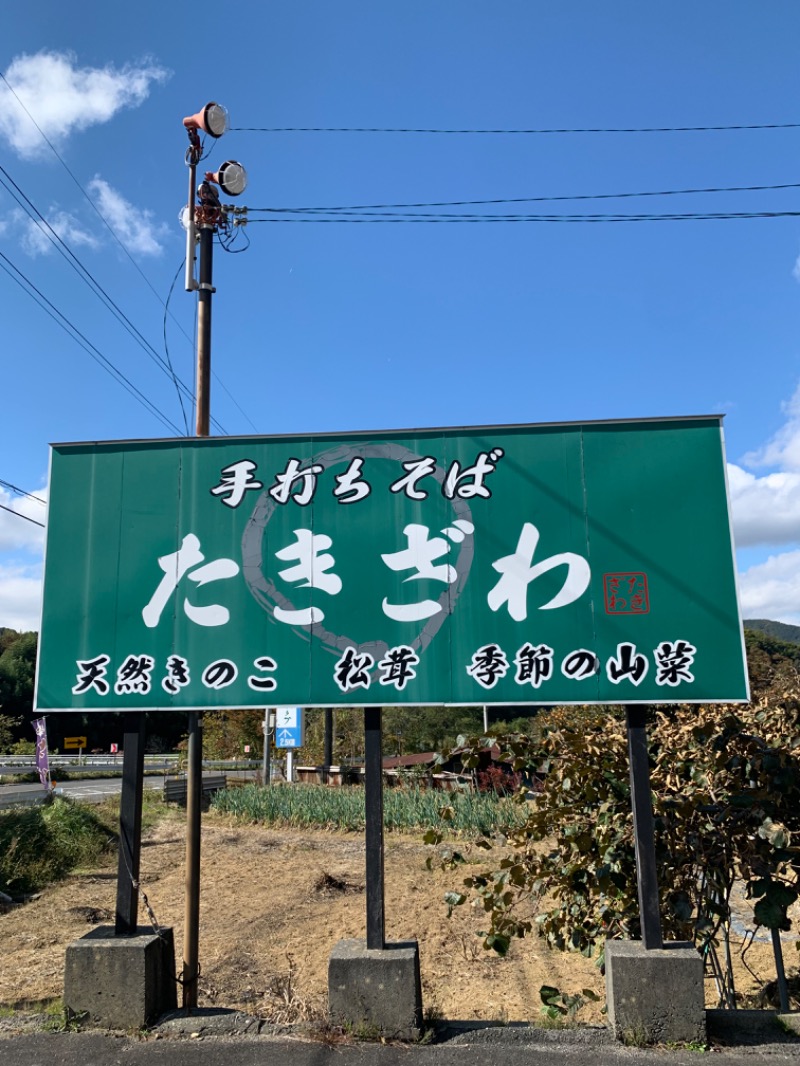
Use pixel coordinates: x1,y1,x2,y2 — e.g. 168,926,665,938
182,710,203,1008
364,707,385,950
771,928,791,1013
115,712,146,935
324,708,333,783
626,706,663,950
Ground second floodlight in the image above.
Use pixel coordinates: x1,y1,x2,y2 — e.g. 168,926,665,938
206,160,248,197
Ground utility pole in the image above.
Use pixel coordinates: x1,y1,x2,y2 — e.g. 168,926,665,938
180,101,248,1012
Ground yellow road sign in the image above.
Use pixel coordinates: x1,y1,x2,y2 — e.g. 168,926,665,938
64,736,87,749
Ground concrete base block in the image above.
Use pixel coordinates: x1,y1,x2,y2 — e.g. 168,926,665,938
328,938,423,1040
64,925,177,1029
605,939,705,1045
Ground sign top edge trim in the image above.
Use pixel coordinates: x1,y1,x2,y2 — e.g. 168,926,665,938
50,413,724,450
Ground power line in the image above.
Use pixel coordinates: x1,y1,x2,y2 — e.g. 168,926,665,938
0,501,44,528
0,479,46,505
0,76,198,359
247,181,800,215
0,71,168,295
162,258,258,435
0,249,184,435
0,164,228,435
0,71,257,434
232,121,800,135
246,210,800,223
163,259,190,435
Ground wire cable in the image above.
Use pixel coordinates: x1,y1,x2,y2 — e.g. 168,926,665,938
0,74,198,352
0,249,183,435
165,255,256,434
0,501,44,528
0,479,46,505
247,181,800,215
232,121,800,134
246,209,800,223
0,164,227,435
163,259,190,435
0,70,257,435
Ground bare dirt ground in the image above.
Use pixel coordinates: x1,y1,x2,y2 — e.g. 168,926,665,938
0,803,793,1025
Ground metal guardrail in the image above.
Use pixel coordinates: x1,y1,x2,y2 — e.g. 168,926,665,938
0,754,177,767
163,774,228,804
0,755,260,768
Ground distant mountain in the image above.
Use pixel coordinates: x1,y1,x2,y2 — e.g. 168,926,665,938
744,618,800,646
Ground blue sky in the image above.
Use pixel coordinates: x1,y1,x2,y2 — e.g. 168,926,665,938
2,2,800,632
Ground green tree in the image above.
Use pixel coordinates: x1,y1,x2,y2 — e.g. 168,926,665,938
0,713,20,753
294,705,490,766
0,631,37,721
203,709,265,759
298,708,365,765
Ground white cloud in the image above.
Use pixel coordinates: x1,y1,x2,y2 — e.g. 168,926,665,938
728,381,800,623
0,487,46,553
738,551,800,626
18,207,99,257
0,50,169,159
727,463,800,548
0,563,42,632
0,485,46,631
742,382,800,471
88,177,168,257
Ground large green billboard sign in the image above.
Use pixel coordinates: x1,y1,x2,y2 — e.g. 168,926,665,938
35,417,749,711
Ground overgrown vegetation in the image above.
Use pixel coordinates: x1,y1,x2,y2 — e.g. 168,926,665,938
0,797,117,895
437,630,800,995
0,791,170,897
212,781,525,836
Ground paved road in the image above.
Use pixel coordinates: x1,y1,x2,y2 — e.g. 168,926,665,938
1,1022,798,1066
0,769,258,807
0,776,166,807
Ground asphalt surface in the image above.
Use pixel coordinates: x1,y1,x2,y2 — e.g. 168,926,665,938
0,770,257,807
0,776,165,806
1,1014,799,1066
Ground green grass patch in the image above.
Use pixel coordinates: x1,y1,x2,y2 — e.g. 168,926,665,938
0,996,64,1019
211,782,525,836
87,788,171,837
0,797,118,895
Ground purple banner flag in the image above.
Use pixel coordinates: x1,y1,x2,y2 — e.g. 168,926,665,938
32,717,50,788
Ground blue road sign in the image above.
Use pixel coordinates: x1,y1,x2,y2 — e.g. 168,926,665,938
274,706,304,749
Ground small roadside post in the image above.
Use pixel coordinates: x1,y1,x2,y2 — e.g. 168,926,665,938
261,709,274,785
323,708,334,782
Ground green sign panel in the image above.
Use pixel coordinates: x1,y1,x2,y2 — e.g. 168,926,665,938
35,417,749,711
